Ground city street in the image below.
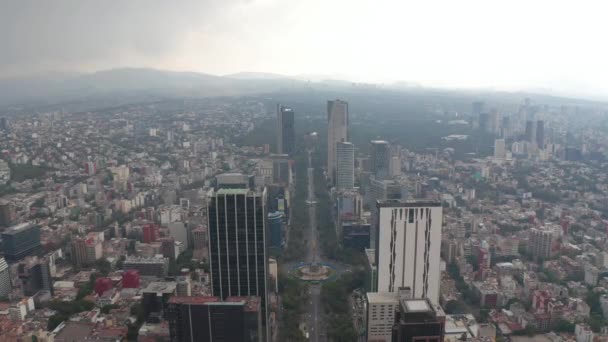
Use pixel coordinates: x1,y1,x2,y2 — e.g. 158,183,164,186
304,152,326,342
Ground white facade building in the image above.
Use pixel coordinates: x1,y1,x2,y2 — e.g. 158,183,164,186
494,139,506,159
366,292,399,342
376,200,443,304
0,258,11,297
575,323,594,342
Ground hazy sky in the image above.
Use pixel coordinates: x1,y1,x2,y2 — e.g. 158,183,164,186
1,0,607,96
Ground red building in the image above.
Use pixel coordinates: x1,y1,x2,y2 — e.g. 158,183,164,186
143,224,159,243
95,277,113,296
122,270,140,289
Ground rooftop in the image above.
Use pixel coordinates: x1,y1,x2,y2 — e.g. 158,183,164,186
3,222,35,234
169,296,220,305
403,299,432,313
226,296,261,312
142,282,176,294
216,188,250,195
366,292,398,304
377,200,442,208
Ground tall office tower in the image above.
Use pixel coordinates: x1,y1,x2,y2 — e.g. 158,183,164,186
267,211,283,249
478,113,489,132
370,140,391,180
327,99,349,184
525,120,536,143
270,154,290,185
501,116,512,138
336,141,355,190
536,120,545,149
0,118,9,132
167,296,262,342
376,200,442,304
366,292,400,342
0,258,11,298
142,282,177,320
0,200,15,227
494,139,506,159
489,110,502,135
2,223,41,262
18,257,53,296
71,232,103,267
276,105,295,155
528,228,554,260
472,101,485,117
207,178,268,322
392,297,446,342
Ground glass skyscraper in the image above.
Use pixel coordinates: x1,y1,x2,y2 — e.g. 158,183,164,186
207,184,268,323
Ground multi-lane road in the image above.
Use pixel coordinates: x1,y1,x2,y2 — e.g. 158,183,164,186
304,149,326,342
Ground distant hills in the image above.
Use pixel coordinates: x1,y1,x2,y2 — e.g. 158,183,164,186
0,68,311,109
0,68,604,111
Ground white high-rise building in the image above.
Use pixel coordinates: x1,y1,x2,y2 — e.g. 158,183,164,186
494,139,506,159
0,258,11,298
376,200,443,304
327,100,349,184
336,141,354,190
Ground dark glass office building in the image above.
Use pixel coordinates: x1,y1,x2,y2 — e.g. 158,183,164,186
276,104,295,155
167,296,262,342
341,221,370,251
370,140,391,180
18,257,53,296
2,223,41,262
536,120,545,148
392,297,445,342
267,211,283,249
207,186,268,323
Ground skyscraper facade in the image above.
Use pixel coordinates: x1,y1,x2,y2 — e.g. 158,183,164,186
18,257,53,296
327,100,349,184
207,184,268,321
267,211,283,249
472,101,485,117
0,258,11,298
528,228,554,260
536,120,545,149
276,105,295,155
494,139,506,159
366,292,400,342
392,297,446,342
167,296,262,342
336,141,355,190
525,120,536,143
375,200,442,304
2,223,41,262
370,140,390,180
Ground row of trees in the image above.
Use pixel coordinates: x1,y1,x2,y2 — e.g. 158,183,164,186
283,153,308,261
278,273,309,341
321,269,367,341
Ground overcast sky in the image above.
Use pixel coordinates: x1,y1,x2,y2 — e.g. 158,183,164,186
1,0,607,97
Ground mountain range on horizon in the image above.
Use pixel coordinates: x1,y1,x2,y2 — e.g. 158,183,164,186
0,67,605,110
